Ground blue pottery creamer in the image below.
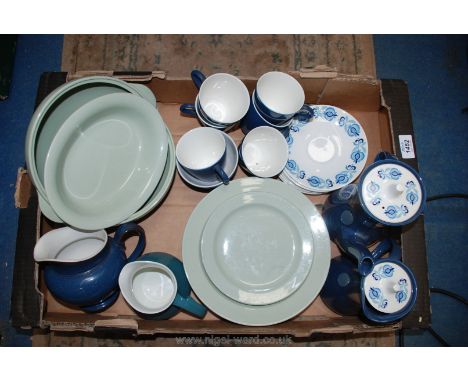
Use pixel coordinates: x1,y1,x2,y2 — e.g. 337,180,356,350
34,222,145,312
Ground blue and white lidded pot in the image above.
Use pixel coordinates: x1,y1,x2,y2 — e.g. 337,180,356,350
358,151,426,227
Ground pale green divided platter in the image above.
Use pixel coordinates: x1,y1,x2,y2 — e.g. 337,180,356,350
183,178,331,326
44,93,168,230
26,76,144,202
200,191,314,306
122,124,175,223
38,82,174,224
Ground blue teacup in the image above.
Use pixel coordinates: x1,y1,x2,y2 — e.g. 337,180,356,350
176,127,230,184
240,90,293,138
254,71,311,124
180,70,250,129
119,252,207,319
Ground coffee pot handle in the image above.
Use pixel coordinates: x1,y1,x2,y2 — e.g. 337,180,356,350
114,222,146,263
172,294,208,318
371,239,401,261
375,151,398,162
191,70,206,90
180,103,197,117
295,104,316,122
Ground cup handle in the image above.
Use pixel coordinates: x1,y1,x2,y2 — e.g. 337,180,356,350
191,70,206,90
295,104,316,122
375,151,397,162
113,222,146,263
214,163,230,185
180,103,197,117
172,294,207,318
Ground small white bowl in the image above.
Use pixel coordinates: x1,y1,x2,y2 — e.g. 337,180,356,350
241,126,288,178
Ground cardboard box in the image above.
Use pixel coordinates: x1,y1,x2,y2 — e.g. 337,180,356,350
11,71,430,338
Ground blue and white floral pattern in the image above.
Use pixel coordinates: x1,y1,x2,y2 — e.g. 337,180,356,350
351,138,366,164
384,204,409,219
364,262,413,314
307,176,333,189
405,181,419,205
285,105,367,191
368,287,388,310
377,167,402,180
286,160,305,179
395,278,408,304
322,106,338,121
367,181,380,195
371,264,395,281
335,165,357,185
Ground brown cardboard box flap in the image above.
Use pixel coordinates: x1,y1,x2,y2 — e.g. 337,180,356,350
14,168,32,209
66,70,167,82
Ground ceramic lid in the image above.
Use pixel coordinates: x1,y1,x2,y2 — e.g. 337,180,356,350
363,261,413,314
359,160,425,225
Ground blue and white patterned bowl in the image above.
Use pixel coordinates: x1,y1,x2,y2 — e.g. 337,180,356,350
282,105,368,194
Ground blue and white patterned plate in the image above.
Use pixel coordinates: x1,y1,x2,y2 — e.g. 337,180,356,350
282,105,368,193
363,261,413,314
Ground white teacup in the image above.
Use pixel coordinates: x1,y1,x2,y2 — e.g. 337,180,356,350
240,126,289,178
198,72,250,124
176,127,230,184
255,71,305,122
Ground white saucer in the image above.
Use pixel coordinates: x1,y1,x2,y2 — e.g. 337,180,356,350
284,105,368,193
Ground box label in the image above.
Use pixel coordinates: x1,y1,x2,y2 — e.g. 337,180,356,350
399,135,415,159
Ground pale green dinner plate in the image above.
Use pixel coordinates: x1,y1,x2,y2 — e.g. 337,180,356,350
183,178,331,326
44,93,168,230
200,191,314,305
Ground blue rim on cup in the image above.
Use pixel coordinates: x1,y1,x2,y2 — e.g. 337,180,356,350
240,90,294,137
179,70,250,129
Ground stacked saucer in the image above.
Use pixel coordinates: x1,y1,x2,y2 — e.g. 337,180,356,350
280,105,368,194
